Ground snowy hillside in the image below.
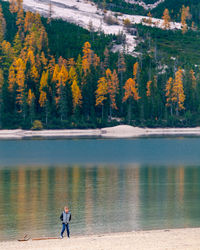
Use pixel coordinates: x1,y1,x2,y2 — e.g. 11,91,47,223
21,0,181,55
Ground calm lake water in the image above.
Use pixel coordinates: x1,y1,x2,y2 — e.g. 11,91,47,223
1,138,200,241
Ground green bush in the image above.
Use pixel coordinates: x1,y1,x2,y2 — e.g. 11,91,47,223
31,120,43,130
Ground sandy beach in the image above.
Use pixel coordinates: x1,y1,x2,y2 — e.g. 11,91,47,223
0,228,200,250
1,125,200,139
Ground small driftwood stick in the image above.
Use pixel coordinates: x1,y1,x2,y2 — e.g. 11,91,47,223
32,237,60,241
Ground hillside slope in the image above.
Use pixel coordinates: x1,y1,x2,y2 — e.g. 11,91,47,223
21,0,181,56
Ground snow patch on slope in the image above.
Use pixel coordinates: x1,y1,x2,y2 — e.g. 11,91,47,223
125,0,166,10
21,0,180,56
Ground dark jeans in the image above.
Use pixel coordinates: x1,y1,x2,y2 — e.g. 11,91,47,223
61,223,70,237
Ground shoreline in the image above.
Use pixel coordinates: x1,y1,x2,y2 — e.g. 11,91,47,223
1,228,200,249
1,125,200,139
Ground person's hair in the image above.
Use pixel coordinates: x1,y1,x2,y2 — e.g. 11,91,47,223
64,206,68,210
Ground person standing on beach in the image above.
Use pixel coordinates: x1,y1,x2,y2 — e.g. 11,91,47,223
60,206,71,238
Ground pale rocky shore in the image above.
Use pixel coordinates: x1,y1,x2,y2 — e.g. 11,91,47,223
1,228,200,250
1,125,200,139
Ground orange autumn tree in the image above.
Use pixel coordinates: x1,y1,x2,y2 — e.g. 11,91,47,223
110,69,119,110
82,41,92,74
39,71,48,106
71,80,82,112
146,80,152,97
123,78,140,103
123,62,140,123
162,9,171,29
9,0,22,13
165,69,185,115
52,64,60,83
181,6,190,34
96,77,108,106
105,69,119,117
68,66,78,85
133,62,138,79
172,68,185,115
96,77,108,119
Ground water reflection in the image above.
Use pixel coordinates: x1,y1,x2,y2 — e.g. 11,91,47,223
0,165,200,241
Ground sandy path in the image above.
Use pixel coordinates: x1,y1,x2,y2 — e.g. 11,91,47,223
0,228,200,250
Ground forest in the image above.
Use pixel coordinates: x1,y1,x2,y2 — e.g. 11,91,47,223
0,0,200,129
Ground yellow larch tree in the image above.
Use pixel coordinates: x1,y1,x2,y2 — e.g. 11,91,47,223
123,78,140,103
71,80,82,111
38,26,48,52
41,52,48,69
93,53,100,69
82,41,92,74
123,61,140,123
40,70,48,92
27,89,35,106
96,77,108,119
109,69,119,110
9,0,23,13
30,65,39,83
39,71,49,124
8,64,16,91
162,9,171,29
16,6,24,37
105,69,119,116
181,6,190,34
146,80,152,97
68,66,78,85
133,62,138,80
52,64,60,83
172,68,185,114
39,91,47,107
9,0,18,13
123,77,140,123
27,49,35,65
24,11,35,32
48,56,56,75
96,77,108,107
1,41,14,60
